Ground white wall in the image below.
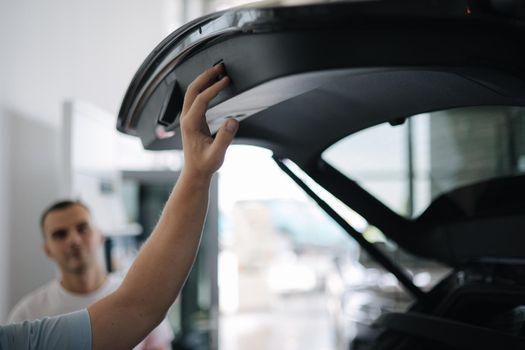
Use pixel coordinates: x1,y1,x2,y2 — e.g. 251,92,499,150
0,0,188,322
0,114,9,322
8,115,62,312
0,1,12,322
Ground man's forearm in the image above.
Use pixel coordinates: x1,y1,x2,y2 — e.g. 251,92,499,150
89,172,211,349
121,171,212,316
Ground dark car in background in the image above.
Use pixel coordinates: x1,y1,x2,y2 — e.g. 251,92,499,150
117,1,525,349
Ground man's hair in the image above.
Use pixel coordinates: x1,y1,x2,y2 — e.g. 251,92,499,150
40,200,90,234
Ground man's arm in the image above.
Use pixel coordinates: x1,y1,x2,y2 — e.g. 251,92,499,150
88,65,238,350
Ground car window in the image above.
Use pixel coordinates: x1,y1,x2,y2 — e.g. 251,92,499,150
322,106,525,217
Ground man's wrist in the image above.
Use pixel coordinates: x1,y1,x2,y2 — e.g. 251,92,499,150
179,168,213,188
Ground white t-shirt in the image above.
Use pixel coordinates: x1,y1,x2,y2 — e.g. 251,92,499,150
7,274,174,349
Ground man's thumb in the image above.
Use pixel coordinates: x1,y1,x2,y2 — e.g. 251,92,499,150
224,118,239,133
212,118,239,154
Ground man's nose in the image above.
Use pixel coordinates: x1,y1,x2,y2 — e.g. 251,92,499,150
67,230,83,245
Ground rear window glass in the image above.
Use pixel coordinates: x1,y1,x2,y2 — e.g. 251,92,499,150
322,106,525,218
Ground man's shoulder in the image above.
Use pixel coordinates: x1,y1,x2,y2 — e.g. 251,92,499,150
7,281,58,323
14,280,57,307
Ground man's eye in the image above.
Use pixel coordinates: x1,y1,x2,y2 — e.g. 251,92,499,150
77,223,89,234
52,230,67,240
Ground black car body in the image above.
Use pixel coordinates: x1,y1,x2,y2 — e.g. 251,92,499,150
117,1,525,349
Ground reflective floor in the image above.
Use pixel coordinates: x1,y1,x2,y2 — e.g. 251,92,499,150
220,291,334,350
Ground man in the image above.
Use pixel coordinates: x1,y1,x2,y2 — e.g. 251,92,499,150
7,199,174,350
0,64,239,349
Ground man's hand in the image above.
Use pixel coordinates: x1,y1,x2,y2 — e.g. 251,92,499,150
180,64,239,180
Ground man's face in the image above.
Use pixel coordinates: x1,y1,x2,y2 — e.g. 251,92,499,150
42,204,103,275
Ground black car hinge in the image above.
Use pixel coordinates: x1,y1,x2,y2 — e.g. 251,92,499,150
273,156,427,303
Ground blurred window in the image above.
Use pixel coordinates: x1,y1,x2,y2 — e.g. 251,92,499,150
323,106,525,217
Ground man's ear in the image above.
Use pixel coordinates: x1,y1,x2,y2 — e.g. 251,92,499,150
95,228,105,245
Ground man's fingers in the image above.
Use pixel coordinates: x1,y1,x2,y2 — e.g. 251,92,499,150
182,64,226,116
184,76,229,130
179,66,238,177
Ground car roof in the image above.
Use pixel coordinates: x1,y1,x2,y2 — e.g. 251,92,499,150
117,0,525,266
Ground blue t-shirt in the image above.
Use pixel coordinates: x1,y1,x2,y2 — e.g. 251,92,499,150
0,309,91,349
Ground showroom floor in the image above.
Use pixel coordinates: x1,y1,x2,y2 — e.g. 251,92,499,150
220,291,334,350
